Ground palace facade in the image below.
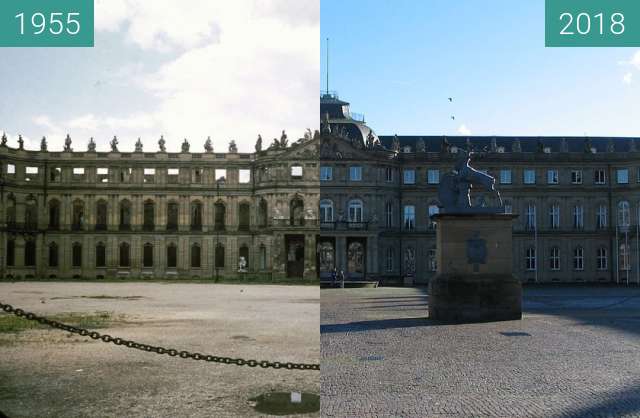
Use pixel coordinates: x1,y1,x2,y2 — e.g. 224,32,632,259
0,133,320,280
319,93,640,285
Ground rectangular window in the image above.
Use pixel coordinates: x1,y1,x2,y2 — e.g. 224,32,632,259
617,168,629,184
499,169,512,185
594,169,606,185
427,169,440,184
573,205,584,230
239,169,251,184
403,205,415,230
144,168,155,183
523,169,536,185
349,166,362,181
547,169,559,185
193,168,203,183
97,167,109,183
7,164,15,175
320,166,332,181
215,169,227,182
385,167,393,182
120,168,132,183
25,166,39,182
571,170,583,184
403,169,415,185
73,167,85,175
50,167,61,182
167,168,179,184
550,205,560,229
596,205,607,229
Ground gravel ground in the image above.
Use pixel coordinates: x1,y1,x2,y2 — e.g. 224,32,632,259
0,282,319,418
321,286,640,418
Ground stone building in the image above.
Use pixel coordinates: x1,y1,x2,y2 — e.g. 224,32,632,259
0,132,320,280
319,92,640,284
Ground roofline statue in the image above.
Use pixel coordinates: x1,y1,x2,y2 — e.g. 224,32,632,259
437,149,503,213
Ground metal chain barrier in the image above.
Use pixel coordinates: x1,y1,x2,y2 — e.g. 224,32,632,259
0,302,319,371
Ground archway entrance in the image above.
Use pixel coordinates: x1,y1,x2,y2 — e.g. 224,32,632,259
346,238,366,279
286,235,305,278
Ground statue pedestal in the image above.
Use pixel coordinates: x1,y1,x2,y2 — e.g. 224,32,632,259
428,213,522,322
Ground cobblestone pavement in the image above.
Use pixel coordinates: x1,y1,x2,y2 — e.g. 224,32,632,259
0,282,319,418
321,286,640,418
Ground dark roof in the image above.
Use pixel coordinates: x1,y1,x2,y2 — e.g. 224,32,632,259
378,136,640,153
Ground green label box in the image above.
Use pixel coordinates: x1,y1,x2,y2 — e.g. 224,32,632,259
546,0,640,47
0,0,94,47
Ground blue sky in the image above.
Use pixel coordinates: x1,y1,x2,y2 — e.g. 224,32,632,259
321,0,640,137
0,0,319,152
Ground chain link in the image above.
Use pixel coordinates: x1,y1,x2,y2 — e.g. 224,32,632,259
0,301,319,371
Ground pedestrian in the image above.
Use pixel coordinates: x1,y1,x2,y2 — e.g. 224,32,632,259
331,268,337,287
339,270,345,288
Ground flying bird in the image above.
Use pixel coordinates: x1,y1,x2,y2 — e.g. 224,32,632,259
448,97,453,102
451,116,455,120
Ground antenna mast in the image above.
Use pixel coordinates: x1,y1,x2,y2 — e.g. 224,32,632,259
326,37,329,95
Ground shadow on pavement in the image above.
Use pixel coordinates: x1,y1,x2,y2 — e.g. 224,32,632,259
321,317,439,333
562,380,640,418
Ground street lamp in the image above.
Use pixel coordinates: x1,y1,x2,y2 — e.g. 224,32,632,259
215,176,225,281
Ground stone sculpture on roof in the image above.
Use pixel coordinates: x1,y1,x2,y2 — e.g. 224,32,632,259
110,136,119,152
204,136,213,153
229,140,238,153
181,138,190,153
255,134,262,152
88,137,96,152
158,135,166,152
135,138,143,152
64,134,72,152
40,136,47,152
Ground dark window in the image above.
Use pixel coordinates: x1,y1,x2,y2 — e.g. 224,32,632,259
96,243,106,267
6,239,15,266
191,244,201,268
215,244,225,268
119,201,131,231
119,243,130,267
290,198,304,226
258,199,268,227
72,243,82,267
239,203,250,231
25,202,38,229
143,243,153,268
191,202,203,231
6,198,16,228
167,202,179,231
214,202,226,231
72,201,84,231
167,244,177,268
49,243,59,267
49,200,60,230
24,241,36,267
143,201,155,231
96,201,108,231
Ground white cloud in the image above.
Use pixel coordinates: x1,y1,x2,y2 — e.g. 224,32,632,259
457,124,472,135
623,72,633,84
88,0,319,152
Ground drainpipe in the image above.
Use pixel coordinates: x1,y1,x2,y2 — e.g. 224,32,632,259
607,163,614,283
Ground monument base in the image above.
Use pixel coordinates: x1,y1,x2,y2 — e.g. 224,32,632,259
428,213,522,323
429,274,522,322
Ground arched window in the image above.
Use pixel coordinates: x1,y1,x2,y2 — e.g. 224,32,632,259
596,205,607,229
48,199,61,230
49,243,59,267
95,243,106,268
25,198,38,229
119,242,130,267
167,243,177,268
143,243,153,268
259,245,267,270
526,247,536,271
6,195,16,228
549,204,560,229
320,200,334,223
96,200,108,231
214,202,226,231
386,247,395,272
550,247,560,271
597,247,608,271
258,199,268,228
573,205,584,230
525,204,536,230
618,201,630,227
573,247,584,271
238,202,251,231
6,239,15,266
290,197,304,226
215,244,225,268
72,200,85,231
428,205,439,229
24,240,36,267
190,201,203,231
403,205,415,230
143,200,155,231
191,243,201,268
167,201,179,231
619,243,630,271
72,242,82,267
385,201,394,228
348,199,363,223
119,200,131,231
428,247,437,272
239,245,249,269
